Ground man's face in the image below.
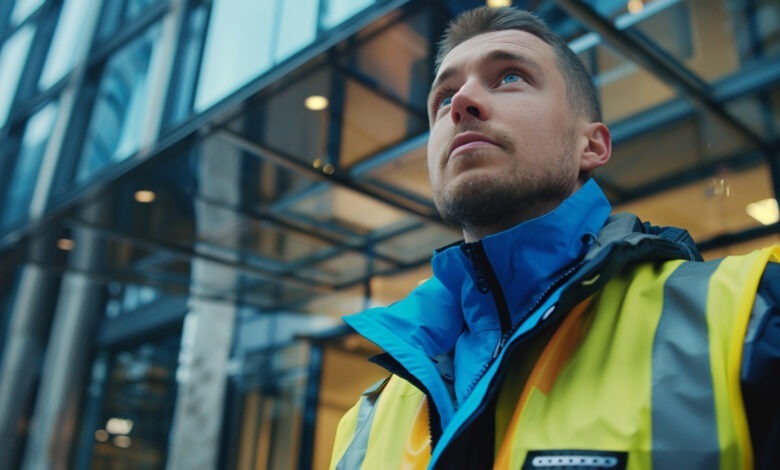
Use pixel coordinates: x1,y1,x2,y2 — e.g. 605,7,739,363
427,30,589,239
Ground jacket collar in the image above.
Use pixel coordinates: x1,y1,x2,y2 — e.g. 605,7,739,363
344,180,613,410
430,179,612,340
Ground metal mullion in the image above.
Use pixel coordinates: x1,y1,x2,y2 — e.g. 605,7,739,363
63,216,336,293
24,256,297,312
555,0,773,155
193,192,407,267
333,63,428,121
160,0,213,128
85,0,169,70
1,78,67,132
697,221,780,252
613,149,765,205
10,0,60,110
0,0,47,43
278,251,432,311
212,126,444,223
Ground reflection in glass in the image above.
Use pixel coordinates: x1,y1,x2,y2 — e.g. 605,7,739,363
731,0,780,61
164,3,208,126
38,0,93,89
340,80,427,166
9,0,44,25
580,41,676,122
195,0,278,111
374,224,460,264
0,25,35,128
1,102,58,228
616,164,773,242
0,265,22,364
86,335,180,469
321,0,374,29
275,0,318,61
364,143,432,199
255,67,332,164
96,0,161,40
233,342,308,469
76,24,161,182
285,186,407,234
347,9,432,107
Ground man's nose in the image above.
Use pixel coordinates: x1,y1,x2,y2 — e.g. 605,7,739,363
451,80,489,125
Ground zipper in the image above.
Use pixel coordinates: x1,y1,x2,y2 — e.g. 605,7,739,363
459,259,585,416
461,242,511,359
433,262,586,467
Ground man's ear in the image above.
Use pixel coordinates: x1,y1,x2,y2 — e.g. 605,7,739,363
579,122,611,172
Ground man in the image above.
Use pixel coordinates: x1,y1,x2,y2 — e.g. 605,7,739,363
331,6,779,469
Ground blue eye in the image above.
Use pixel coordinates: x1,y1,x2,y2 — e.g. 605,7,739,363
440,96,452,107
501,73,521,84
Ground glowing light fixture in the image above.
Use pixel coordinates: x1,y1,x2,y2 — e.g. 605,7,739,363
746,198,779,225
57,238,74,251
95,429,109,442
113,435,132,448
304,95,329,110
627,0,644,14
486,0,512,7
134,190,156,203
106,417,134,435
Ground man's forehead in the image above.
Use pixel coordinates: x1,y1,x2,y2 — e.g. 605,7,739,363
435,29,553,77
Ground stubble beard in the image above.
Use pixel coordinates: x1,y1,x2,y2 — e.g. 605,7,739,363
433,132,578,234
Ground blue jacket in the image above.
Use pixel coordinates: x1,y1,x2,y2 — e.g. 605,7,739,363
344,180,780,468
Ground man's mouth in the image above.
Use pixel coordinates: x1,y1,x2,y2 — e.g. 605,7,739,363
449,132,500,158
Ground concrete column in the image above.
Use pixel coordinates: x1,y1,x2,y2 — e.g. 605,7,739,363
0,237,61,470
165,136,242,470
21,200,108,470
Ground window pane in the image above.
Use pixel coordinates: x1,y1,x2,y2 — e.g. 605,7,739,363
164,3,208,126
194,0,277,112
346,9,432,106
39,0,93,89
96,0,162,40
616,164,774,242
0,25,35,128
275,0,318,61
86,335,180,467
76,24,162,182
321,0,374,30
1,102,58,228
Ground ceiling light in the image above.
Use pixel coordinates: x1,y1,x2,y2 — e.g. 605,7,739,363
304,95,329,111
746,198,779,225
95,429,109,442
134,190,156,203
106,417,134,435
57,238,74,251
627,0,644,14
486,0,512,7
113,435,132,448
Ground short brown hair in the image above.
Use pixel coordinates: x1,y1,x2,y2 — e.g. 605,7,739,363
436,6,602,122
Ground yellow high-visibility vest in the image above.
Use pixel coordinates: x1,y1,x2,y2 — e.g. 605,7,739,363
331,247,780,469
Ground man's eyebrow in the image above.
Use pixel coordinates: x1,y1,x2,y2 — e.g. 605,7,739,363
429,49,543,96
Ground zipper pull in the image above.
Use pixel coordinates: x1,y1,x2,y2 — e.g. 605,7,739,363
492,333,508,360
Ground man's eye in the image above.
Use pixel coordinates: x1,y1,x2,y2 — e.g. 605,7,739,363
439,96,452,108
501,73,522,84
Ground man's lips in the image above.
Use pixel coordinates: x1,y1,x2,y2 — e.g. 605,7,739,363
449,132,500,157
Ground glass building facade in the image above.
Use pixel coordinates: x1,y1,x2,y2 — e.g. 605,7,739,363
0,0,778,468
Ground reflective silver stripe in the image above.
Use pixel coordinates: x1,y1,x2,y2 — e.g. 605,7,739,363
652,260,722,469
335,378,388,470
